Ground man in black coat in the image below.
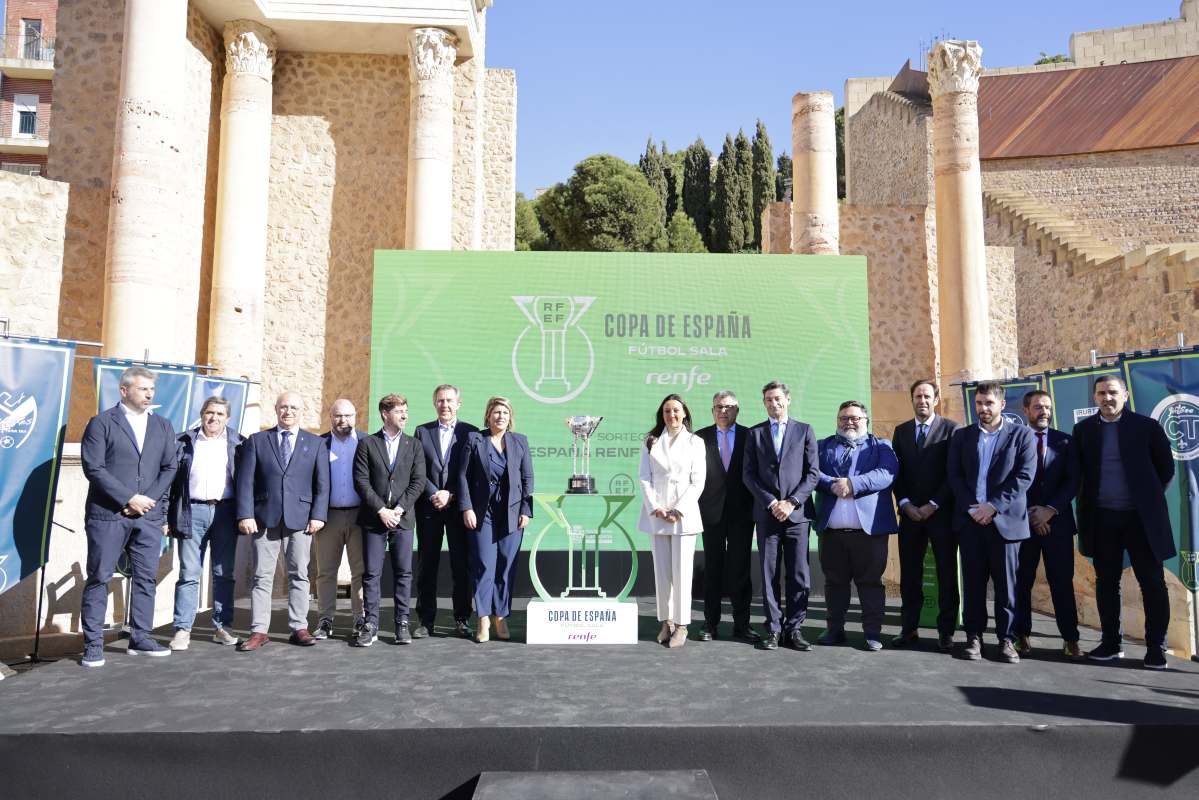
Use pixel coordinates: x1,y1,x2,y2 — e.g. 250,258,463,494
1070,375,1175,669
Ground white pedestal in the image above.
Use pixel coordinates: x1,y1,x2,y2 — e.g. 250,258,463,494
526,599,639,644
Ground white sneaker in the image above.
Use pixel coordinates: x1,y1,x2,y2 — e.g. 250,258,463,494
212,627,240,646
169,629,191,651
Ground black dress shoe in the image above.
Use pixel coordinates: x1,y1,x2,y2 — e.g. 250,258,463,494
890,630,918,648
788,631,812,651
937,634,954,653
698,626,715,642
732,625,761,642
454,620,473,639
762,632,780,650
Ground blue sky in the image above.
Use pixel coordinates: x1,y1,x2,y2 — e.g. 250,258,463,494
487,1,1182,195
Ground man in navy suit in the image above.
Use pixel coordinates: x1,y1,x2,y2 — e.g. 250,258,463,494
235,392,330,651
695,390,758,642
413,384,478,639
947,381,1037,663
79,366,178,667
1070,375,1175,669
1013,390,1081,658
742,381,820,651
812,401,898,651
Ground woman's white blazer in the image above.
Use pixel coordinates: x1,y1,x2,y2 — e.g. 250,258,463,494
637,429,707,535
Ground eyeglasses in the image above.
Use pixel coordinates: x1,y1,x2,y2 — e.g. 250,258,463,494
713,404,738,411
837,415,867,423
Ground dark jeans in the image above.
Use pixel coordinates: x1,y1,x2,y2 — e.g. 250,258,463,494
818,529,890,639
416,510,472,627
1014,531,1079,640
959,522,1020,641
700,514,754,629
757,521,810,634
897,521,960,637
361,526,414,628
1092,509,1170,650
82,516,162,647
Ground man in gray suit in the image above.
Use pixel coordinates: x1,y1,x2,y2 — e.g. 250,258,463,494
235,392,330,651
79,366,178,667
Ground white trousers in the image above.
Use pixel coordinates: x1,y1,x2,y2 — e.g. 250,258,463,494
650,533,696,625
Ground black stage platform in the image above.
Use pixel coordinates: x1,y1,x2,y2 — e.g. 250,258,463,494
2,597,1198,799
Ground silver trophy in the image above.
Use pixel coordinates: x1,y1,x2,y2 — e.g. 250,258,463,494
565,415,603,494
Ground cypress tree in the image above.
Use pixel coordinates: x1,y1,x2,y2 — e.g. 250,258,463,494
750,120,776,250
682,138,712,249
661,140,681,223
638,138,668,228
775,152,793,201
733,129,754,252
710,134,742,253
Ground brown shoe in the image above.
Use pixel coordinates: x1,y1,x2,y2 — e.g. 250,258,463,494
237,632,270,652
668,625,688,649
289,628,317,646
1063,640,1083,659
493,616,510,641
1014,635,1032,656
656,621,673,644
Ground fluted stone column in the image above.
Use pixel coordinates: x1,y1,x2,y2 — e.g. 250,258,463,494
406,27,458,250
790,91,839,255
100,0,188,360
929,40,992,413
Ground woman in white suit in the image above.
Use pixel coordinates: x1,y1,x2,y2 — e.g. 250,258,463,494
638,394,707,648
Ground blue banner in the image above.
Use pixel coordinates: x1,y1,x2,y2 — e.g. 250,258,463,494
1045,364,1123,433
187,375,249,435
1123,349,1199,591
94,359,196,434
0,338,75,594
961,377,1045,427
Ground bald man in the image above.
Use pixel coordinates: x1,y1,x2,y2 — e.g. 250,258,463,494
235,392,330,651
314,399,368,640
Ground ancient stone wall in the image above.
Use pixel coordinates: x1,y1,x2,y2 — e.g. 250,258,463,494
266,51,408,429
452,54,483,250
760,200,791,255
0,171,67,337
985,244,1018,377
846,91,934,207
982,144,1199,253
1070,0,1199,66
482,67,516,251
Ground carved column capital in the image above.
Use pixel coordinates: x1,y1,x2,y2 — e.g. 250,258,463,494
409,27,458,84
927,40,983,98
224,19,277,81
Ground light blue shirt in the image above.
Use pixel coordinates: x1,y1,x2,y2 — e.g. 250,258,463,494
276,427,297,465
770,418,788,456
975,419,1004,505
328,431,360,508
438,421,455,460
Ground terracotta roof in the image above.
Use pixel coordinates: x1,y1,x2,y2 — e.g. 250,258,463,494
977,56,1199,159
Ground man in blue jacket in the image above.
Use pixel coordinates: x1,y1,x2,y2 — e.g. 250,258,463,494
812,401,899,651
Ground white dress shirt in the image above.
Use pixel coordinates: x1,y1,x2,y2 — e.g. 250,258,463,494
826,443,863,530
438,421,455,460
189,428,232,501
122,404,149,452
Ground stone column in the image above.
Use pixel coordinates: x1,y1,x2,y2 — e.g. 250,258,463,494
100,0,188,360
790,91,839,255
929,40,992,416
406,27,458,250
208,20,276,434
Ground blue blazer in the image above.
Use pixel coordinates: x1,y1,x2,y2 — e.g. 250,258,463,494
167,427,244,536
415,419,479,517
236,427,330,531
1027,427,1078,536
742,418,820,527
457,431,534,532
947,422,1037,541
1069,410,1175,561
814,435,899,535
80,404,178,522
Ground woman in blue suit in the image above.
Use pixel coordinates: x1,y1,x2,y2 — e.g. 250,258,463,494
458,396,534,643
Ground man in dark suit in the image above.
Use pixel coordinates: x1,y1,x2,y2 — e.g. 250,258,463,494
413,384,478,639
1013,390,1081,658
892,379,962,652
235,392,330,651
695,390,758,642
79,366,178,667
1070,375,1175,669
742,380,820,651
352,393,426,647
947,380,1037,663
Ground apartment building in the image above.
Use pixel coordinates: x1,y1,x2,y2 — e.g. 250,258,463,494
0,0,55,175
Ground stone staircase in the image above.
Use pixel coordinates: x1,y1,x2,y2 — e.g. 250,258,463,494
982,188,1199,292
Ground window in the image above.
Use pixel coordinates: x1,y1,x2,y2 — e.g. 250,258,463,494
1,163,41,176
12,94,38,138
21,19,43,60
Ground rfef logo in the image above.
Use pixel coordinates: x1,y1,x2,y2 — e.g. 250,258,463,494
511,296,596,405
1150,393,1199,461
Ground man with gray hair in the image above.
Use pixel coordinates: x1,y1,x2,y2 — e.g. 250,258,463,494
79,366,179,667
166,395,245,649
695,390,758,642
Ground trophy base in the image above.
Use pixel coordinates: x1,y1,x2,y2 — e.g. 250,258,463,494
566,475,596,494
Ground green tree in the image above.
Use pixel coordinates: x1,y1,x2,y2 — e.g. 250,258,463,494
661,141,685,223
538,154,664,252
514,192,543,251
1034,52,1069,64
710,134,743,253
682,138,712,249
664,211,707,253
835,106,846,199
775,152,792,201
733,128,755,252
638,138,668,228
750,120,776,250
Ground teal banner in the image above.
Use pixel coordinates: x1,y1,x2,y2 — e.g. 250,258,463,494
0,338,75,594
1045,365,1122,433
961,377,1044,427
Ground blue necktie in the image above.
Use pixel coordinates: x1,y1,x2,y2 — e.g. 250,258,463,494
280,430,293,467
771,421,783,456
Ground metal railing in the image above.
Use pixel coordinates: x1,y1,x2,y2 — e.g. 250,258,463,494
2,111,50,141
0,33,56,62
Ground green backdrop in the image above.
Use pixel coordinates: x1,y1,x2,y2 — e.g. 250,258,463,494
370,251,870,550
